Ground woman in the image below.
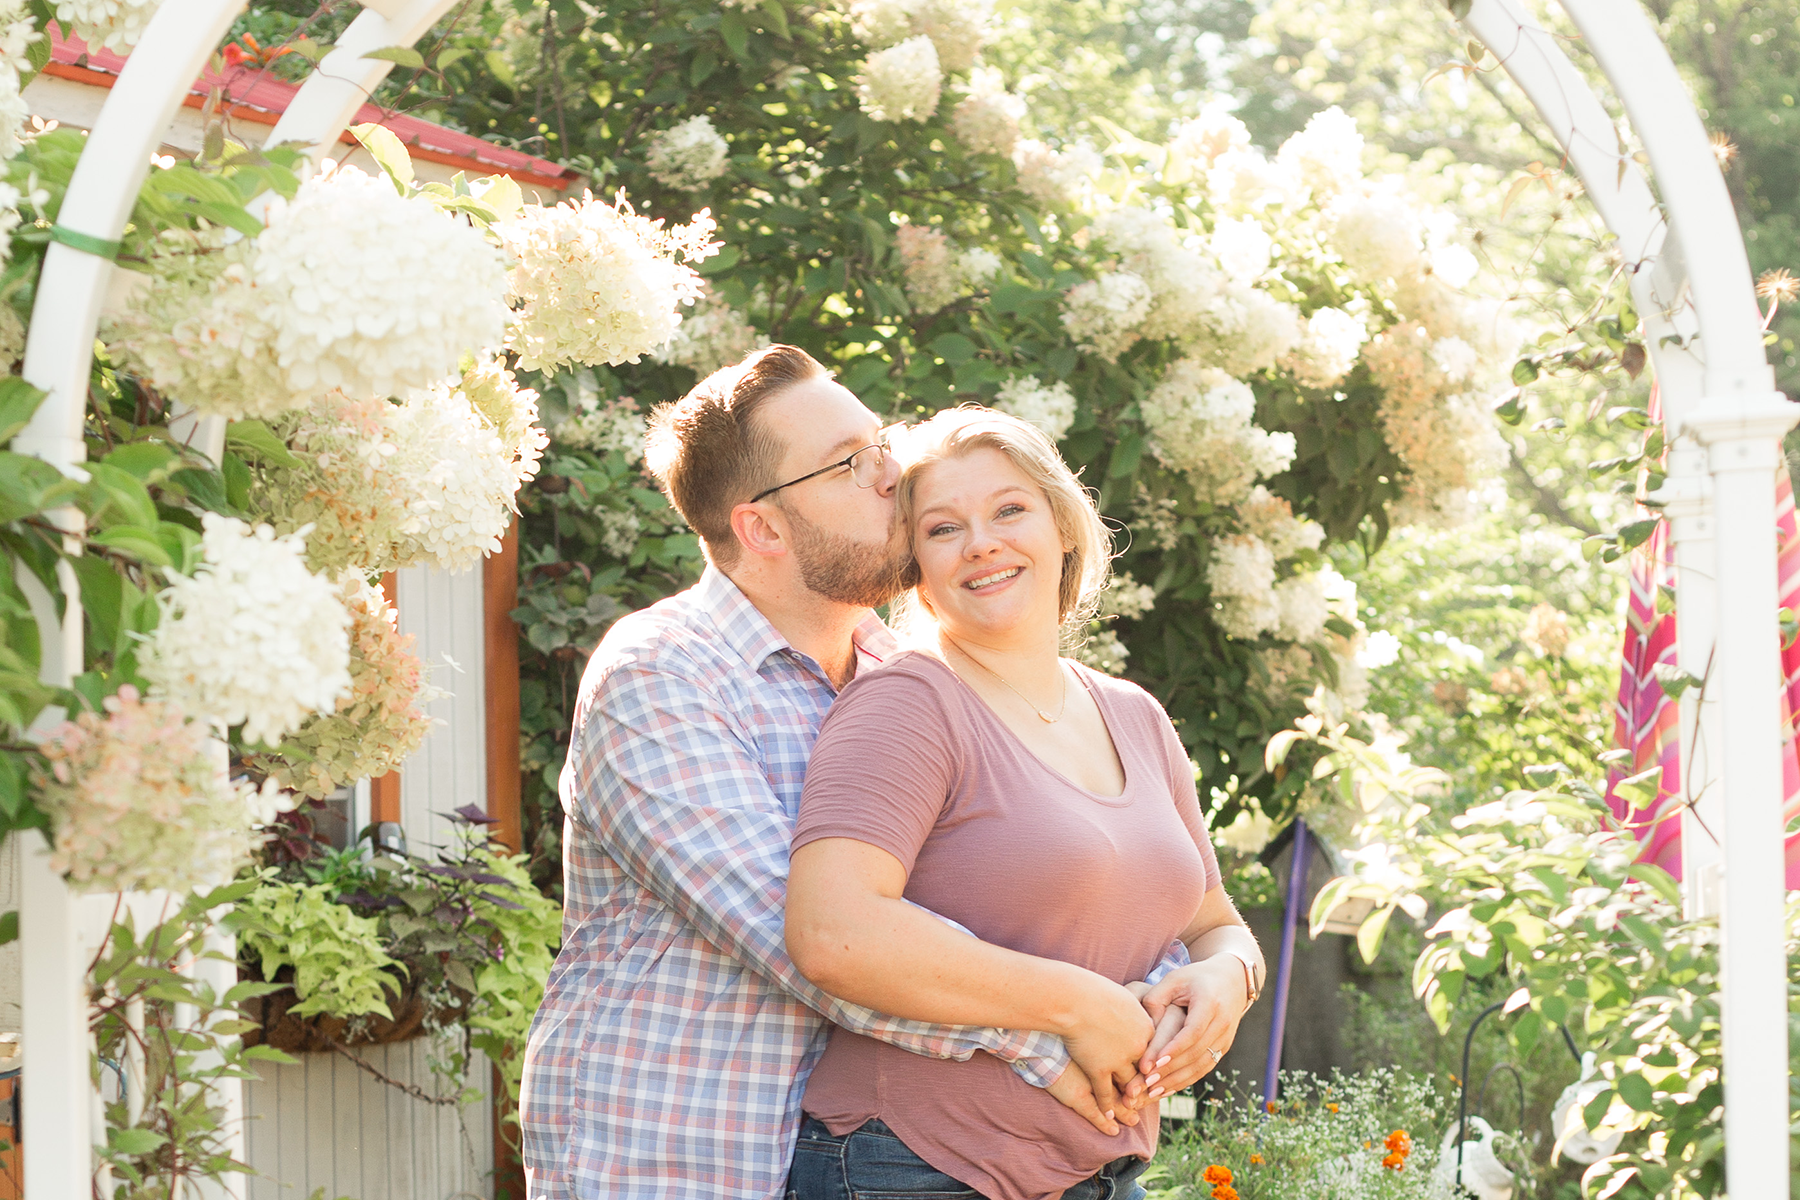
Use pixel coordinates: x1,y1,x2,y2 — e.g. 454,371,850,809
784,406,1265,1200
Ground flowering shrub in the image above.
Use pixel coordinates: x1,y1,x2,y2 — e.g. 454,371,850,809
252,573,440,800
32,687,282,893
140,515,352,746
644,115,731,191
496,191,719,372
108,166,510,418
856,35,942,123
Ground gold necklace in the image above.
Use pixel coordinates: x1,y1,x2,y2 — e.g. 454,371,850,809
943,636,1068,723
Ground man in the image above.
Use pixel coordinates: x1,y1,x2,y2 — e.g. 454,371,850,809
519,347,1235,1200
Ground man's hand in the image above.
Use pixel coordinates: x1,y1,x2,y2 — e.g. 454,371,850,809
1134,957,1250,1099
1060,977,1155,1121
1046,1062,1125,1136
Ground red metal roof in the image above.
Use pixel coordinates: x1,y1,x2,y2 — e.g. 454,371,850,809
43,27,573,191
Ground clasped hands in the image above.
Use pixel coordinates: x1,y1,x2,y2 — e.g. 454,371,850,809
1045,957,1249,1136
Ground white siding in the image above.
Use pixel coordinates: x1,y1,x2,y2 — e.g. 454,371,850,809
243,564,494,1200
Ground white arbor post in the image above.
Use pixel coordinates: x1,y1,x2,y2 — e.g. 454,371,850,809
1461,0,1796,1191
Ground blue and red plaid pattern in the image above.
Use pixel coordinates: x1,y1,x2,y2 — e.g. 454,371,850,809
521,567,1131,1200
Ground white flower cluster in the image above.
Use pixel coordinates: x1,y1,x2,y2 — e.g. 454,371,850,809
497,191,719,373
55,0,158,53
645,115,731,191
1167,105,1250,173
851,0,991,73
1207,533,1278,639
1274,105,1364,200
555,393,648,463
1139,359,1294,504
35,686,282,893
110,168,509,419
1099,573,1157,620
141,515,352,746
461,355,551,489
1012,139,1100,210
896,224,999,312
1073,629,1129,676
1290,305,1370,388
1060,269,1152,361
260,378,533,576
951,68,1024,157
652,290,767,376
1362,321,1507,525
1237,485,1325,559
0,0,36,163
993,375,1077,443
857,35,942,123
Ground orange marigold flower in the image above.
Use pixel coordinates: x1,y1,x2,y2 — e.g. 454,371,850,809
1203,1165,1234,1185
1249,1154,1264,1165
1327,1103,1339,1113
1384,1129,1412,1156
1382,1152,1406,1171
1265,1100,1277,1113
1213,1187,1240,1200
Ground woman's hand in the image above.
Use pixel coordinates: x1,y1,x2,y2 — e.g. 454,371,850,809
1133,957,1250,1099
1058,976,1156,1121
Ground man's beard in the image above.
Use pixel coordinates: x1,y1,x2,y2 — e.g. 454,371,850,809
786,507,909,608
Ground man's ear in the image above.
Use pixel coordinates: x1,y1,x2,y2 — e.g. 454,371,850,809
729,501,788,561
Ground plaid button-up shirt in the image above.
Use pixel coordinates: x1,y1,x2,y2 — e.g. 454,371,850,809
519,567,1182,1200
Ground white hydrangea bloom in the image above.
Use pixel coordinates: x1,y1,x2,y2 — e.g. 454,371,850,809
110,169,509,418
645,115,731,190
1073,629,1129,675
898,223,960,311
1091,205,1220,344
850,0,919,47
457,355,550,489
497,191,719,373
254,168,509,398
1274,573,1331,642
1290,306,1369,388
993,375,1077,442
55,0,159,53
1362,320,1506,527
1208,148,1302,212
0,2,35,162
1209,284,1304,377
0,70,24,165
857,36,942,123
1168,104,1251,170
142,515,352,746
1061,269,1152,361
1429,242,1481,290
1275,106,1364,198
959,246,1002,284
1210,217,1273,283
1099,572,1157,620
1013,139,1100,210
1430,336,1480,383
1329,187,1426,286
599,508,643,558
852,0,991,72
1237,485,1326,560
557,395,647,462
952,69,1024,157
1141,359,1295,503
653,290,768,375
1260,644,1315,695
1208,533,1280,639
386,382,525,571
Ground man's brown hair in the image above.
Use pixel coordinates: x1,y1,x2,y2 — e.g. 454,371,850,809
644,344,830,568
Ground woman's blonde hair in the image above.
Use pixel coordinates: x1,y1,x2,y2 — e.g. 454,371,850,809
895,404,1112,630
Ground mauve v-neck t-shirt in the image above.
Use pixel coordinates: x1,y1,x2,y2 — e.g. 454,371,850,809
792,651,1219,1200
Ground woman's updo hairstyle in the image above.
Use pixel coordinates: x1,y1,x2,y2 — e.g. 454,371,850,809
895,405,1112,630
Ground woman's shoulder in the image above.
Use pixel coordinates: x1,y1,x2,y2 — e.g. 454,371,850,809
1069,661,1176,735
833,649,963,716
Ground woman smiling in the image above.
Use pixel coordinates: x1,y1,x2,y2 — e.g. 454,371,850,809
784,406,1265,1200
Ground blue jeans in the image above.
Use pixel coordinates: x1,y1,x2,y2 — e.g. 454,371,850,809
787,1116,1149,1200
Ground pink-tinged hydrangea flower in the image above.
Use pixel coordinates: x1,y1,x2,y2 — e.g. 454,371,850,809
1237,486,1326,560
34,686,284,892
1362,321,1506,527
645,116,731,191
856,36,942,123
993,375,1077,443
257,368,539,575
898,224,959,311
255,573,442,799
1061,269,1152,361
1013,139,1100,210
108,167,509,418
951,68,1024,157
496,191,719,372
1140,359,1295,504
652,291,768,376
54,0,158,53
140,515,352,746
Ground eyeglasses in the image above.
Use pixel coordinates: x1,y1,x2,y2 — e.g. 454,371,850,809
749,428,896,503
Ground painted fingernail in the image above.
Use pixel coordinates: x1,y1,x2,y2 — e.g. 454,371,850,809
1144,1073,1161,1087
1104,1109,1115,1121
1156,1055,1173,1068
1150,1087,1166,1099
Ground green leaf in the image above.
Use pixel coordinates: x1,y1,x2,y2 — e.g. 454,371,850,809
1612,765,1662,811
0,910,15,946
1355,903,1394,964
108,1128,168,1156
719,9,750,59
1616,517,1660,550
349,122,416,191
359,47,427,70
1627,861,1681,906
1108,433,1143,478
1616,1072,1655,1111
929,333,978,365
1511,357,1540,386
0,377,47,444
88,526,175,567
103,442,178,483
82,463,159,528
226,420,302,469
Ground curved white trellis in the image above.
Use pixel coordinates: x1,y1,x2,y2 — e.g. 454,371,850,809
10,0,1794,1194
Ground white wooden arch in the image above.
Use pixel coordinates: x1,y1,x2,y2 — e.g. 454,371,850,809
10,0,1794,1195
